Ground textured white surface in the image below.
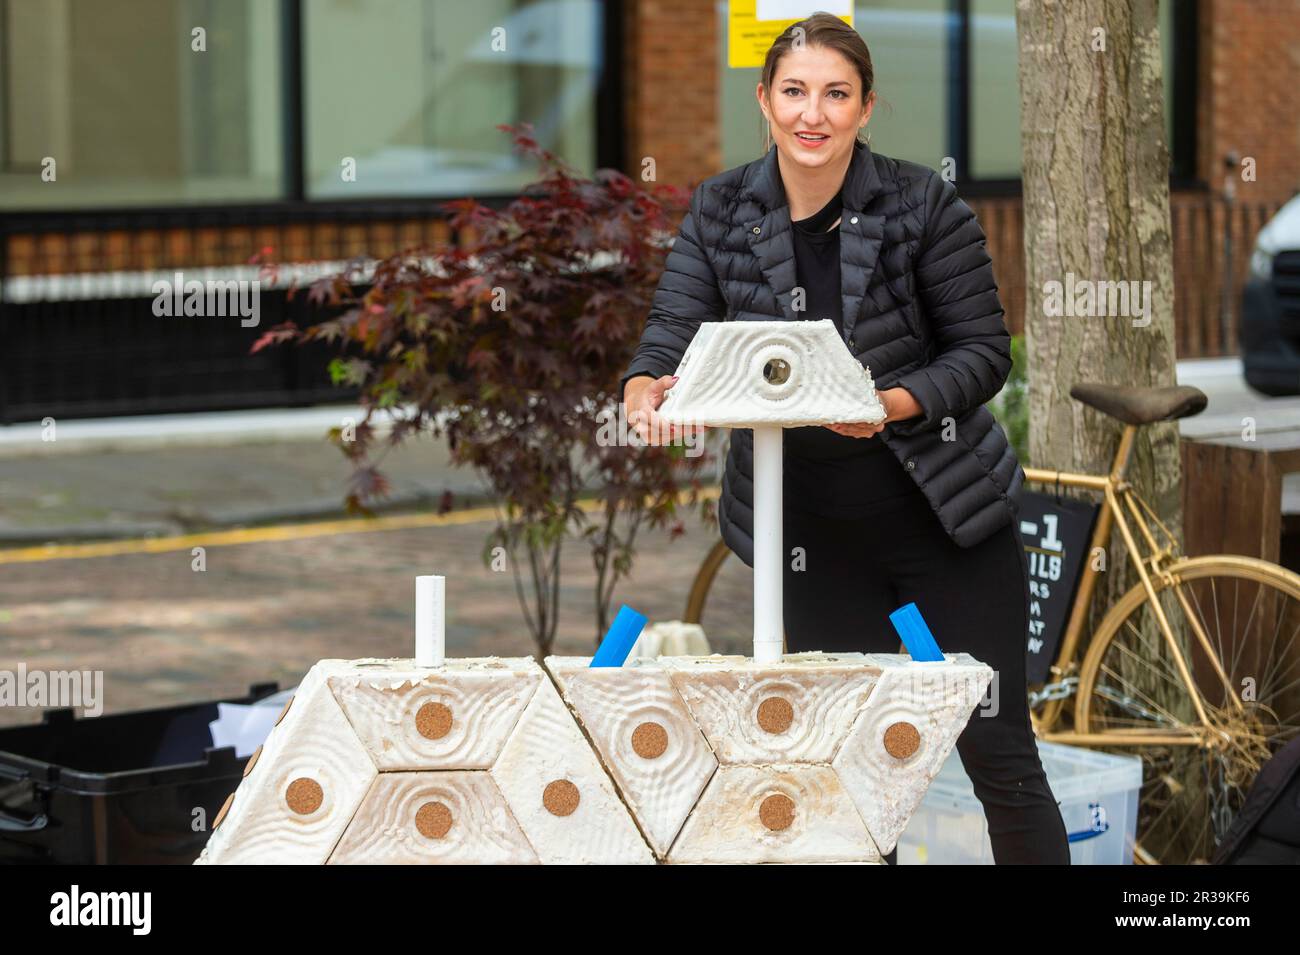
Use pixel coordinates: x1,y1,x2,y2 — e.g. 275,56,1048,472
661,652,881,764
668,764,880,864
491,675,654,864
627,620,711,660
544,656,718,857
833,653,993,855
198,652,990,864
329,771,537,864
327,657,540,771
656,319,886,428
195,664,377,865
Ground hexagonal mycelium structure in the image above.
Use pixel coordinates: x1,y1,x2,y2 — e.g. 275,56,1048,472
197,657,654,865
197,320,993,864
198,651,990,864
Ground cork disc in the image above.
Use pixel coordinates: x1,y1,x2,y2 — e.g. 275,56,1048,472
756,696,794,734
274,695,293,726
542,779,581,817
415,801,454,839
631,721,669,759
212,792,235,831
285,776,324,815
415,701,454,740
759,793,796,832
883,721,921,759
242,744,262,778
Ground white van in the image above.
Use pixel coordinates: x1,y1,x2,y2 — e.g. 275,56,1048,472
1242,196,1300,395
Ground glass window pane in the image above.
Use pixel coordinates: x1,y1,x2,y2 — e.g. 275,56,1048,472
972,0,1179,181
303,0,600,200
854,1,948,168
0,0,283,210
970,0,1019,179
719,2,949,174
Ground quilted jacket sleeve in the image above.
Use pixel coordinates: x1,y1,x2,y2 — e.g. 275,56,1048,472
619,183,725,397
888,170,1012,437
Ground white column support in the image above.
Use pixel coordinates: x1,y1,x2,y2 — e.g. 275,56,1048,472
416,575,445,666
752,425,783,663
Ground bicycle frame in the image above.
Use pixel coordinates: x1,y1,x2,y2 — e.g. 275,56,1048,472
1026,423,1238,747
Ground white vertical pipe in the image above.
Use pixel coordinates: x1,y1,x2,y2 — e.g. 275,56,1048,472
752,425,783,663
416,575,445,666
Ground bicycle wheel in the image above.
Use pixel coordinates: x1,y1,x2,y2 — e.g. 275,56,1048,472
1075,555,1300,864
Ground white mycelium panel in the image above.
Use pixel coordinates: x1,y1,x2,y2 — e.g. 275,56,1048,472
669,764,880,864
656,319,886,429
833,653,993,855
328,657,541,770
195,664,377,865
661,652,881,764
491,675,655,864
329,771,537,864
197,652,993,864
544,657,718,858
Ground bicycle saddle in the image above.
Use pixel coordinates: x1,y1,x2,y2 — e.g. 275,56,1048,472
1069,382,1208,425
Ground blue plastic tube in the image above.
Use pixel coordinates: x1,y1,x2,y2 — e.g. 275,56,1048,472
888,602,945,661
589,604,648,667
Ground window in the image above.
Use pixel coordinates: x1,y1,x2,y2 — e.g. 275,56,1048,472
719,0,1195,187
0,0,283,210
0,0,605,210
303,0,601,200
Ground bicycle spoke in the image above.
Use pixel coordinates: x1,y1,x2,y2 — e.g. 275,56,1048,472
1086,561,1300,864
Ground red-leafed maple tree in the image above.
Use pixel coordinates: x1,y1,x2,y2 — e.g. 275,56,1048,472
253,124,716,659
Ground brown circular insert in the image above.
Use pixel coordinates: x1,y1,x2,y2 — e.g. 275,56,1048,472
756,696,794,734
883,721,921,759
213,792,235,830
242,745,262,778
759,793,796,831
631,721,669,759
285,776,324,815
415,701,453,740
274,695,293,726
542,779,581,817
415,801,453,838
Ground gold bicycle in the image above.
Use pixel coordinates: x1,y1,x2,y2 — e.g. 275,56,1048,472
682,382,1300,865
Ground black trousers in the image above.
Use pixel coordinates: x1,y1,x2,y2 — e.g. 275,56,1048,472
781,488,1071,865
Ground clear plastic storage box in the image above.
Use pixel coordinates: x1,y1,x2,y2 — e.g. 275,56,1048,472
898,740,1143,865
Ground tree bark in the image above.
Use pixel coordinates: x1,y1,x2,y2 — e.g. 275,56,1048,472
1016,0,1182,632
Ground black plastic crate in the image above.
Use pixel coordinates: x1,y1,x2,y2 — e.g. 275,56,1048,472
0,683,279,864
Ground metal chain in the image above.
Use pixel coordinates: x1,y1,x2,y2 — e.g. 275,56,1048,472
1028,676,1079,707
1091,684,1177,724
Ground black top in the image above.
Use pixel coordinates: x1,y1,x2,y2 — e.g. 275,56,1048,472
783,191,925,518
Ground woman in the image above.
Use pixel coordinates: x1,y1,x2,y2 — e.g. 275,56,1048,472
621,14,1068,865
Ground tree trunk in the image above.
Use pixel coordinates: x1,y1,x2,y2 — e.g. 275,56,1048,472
1016,0,1182,633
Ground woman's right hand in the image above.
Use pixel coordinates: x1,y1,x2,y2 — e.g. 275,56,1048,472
625,374,706,445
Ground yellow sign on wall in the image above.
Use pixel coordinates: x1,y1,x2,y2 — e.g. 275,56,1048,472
728,1,854,70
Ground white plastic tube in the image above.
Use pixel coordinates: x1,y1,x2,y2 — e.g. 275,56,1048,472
752,425,783,663
416,575,445,666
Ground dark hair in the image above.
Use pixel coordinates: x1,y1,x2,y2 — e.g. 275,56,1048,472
759,12,875,152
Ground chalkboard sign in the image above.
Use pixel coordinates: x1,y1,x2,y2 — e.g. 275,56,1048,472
1018,491,1100,684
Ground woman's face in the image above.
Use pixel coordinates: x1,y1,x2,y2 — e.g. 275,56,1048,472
758,44,873,171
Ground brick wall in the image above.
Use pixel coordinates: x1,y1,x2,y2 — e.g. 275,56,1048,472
1198,0,1300,203
622,0,720,192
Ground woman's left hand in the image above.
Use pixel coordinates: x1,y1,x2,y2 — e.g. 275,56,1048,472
823,387,922,438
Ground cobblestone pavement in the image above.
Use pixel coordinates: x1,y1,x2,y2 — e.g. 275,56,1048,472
0,508,754,727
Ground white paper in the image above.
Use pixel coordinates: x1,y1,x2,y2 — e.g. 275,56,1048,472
757,0,850,20
208,687,296,758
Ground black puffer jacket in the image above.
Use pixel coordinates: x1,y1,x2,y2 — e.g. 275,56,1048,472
621,139,1023,569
